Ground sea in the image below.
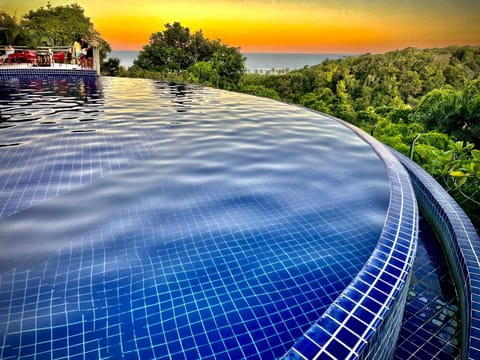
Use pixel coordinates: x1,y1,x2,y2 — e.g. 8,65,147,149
108,50,354,73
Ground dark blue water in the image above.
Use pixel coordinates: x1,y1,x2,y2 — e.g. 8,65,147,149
0,77,389,359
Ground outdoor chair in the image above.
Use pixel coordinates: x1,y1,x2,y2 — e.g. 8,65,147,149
52,51,65,65
23,51,38,66
7,51,25,64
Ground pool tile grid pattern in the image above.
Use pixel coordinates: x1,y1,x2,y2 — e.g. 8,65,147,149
394,216,460,359
0,67,97,80
283,117,418,359
1,81,184,218
0,81,393,359
395,150,480,360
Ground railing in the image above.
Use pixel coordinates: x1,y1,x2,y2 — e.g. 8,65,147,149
1,45,100,75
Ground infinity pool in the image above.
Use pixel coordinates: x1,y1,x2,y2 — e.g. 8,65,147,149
0,77,389,359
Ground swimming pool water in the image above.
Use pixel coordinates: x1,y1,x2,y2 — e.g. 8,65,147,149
0,77,390,358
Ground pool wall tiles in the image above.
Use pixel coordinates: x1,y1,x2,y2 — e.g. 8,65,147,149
394,150,480,360
0,67,97,80
283,117,419,360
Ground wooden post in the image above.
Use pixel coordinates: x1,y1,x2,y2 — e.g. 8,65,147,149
94,46,100,75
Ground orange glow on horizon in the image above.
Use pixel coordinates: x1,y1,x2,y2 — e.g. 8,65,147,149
1,0,479,53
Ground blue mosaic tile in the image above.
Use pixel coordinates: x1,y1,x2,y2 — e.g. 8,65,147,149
327,339,352,358
394,215,460,359
394,150,480,359
0,78,393,359
0,67,97,80
294,335,321,358
3,75,472,359
283,116,418,359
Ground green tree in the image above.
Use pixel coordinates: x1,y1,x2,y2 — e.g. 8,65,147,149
101,57,121,76
134,22,195,72
96,37,112,67
299,91,332,113
188,61,220,87
410,88,462,131
18,3,110,66
332,79,356,123
210,44,246,89
415,141,480,227
238,84,281,100
411,81,480,146
459,79,480,146
0,12,27,45
134,22,245,89
21,3,90,46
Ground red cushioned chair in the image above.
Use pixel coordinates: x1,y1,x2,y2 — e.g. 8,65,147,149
7,51,24,64
52,51,65,65
24,50,38,66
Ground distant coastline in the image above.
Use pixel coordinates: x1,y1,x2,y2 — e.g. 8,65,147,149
108,50,355,72
242,53,354,73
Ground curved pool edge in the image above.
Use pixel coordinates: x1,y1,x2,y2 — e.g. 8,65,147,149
393,150,480,360
0,82,400,359
282,115,419,359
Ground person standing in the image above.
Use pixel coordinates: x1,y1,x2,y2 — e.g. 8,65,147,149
81,39,92,69
73,37,83,66
0,44,14,65
85,43,94,69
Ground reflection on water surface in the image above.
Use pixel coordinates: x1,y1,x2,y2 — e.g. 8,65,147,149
0,77,389,359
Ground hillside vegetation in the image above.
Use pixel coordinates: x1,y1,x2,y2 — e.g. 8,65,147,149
238,46,480,230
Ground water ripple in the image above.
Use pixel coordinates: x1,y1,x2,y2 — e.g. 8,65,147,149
0,76,390,359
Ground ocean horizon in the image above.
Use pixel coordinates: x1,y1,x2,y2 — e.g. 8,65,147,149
108,50,355,72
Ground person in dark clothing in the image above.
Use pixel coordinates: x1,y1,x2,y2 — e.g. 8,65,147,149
86,46,94,69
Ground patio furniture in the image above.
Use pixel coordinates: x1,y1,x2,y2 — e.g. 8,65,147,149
37,51,51,66
6,50,38,66
24,50,38,66
7,51,25,64
52,51,65,65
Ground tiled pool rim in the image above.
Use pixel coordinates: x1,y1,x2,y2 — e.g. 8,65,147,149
0,67,97,80
283,115,419,360
0,74,477,358
284,110,480,359
394,150,480,360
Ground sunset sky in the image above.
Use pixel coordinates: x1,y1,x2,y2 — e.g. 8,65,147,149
1,0,479,53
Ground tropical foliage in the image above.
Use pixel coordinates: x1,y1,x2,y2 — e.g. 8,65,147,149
416,141,480,227
129,22,246,90
0,4,110,65
0,12,28,45
372,121,480,228
21,3,90,47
